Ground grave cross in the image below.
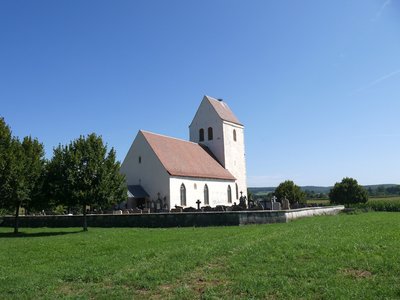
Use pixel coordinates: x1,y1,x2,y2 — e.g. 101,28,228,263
196,199,201,210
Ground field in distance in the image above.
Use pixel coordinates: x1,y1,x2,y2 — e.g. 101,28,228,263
1,212,400,299
306,196,400,210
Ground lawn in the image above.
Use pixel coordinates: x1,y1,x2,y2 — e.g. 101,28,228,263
0,212,400,299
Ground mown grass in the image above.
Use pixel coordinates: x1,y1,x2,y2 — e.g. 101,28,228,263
1,212,400,299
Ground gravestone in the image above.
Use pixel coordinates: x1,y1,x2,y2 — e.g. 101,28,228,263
215,205,226,211
201,206,213,211
183,207,197,212
265,201,281,210
239,193,247,209
272,202,281,210
231,202,242,211
281,198,290,210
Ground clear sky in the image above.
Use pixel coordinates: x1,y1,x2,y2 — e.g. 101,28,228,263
1,0,399,187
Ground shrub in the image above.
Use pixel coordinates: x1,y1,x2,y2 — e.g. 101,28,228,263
329,177,368,206
275,180,306,204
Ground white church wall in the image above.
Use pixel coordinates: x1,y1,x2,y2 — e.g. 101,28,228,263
120,132,170,204
222,121,248,199
169,177,236,208
189,97,226,166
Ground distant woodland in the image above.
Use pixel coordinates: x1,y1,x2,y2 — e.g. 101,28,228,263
249,184,400,200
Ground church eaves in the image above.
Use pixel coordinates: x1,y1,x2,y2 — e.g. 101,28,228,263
140,130,236,181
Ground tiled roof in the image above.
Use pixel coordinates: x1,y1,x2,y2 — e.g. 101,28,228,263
141,131,235,180
205,95,242,125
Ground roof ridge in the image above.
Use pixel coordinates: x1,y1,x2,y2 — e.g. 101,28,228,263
204,95,220,102
140,130,199,145
203,95,243,126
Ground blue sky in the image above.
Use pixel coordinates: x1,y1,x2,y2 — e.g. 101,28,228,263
1,0,399,187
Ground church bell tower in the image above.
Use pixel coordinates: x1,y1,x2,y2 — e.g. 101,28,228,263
189,95,247,199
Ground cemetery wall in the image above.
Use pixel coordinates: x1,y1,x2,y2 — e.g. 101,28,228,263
0,206,344,228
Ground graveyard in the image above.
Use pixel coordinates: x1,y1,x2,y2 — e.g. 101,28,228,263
1,212,399,299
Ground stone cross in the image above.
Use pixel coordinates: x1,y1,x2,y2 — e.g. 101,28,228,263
196,199,201,210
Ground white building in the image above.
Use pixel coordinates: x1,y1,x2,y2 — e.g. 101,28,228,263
120,95,247,210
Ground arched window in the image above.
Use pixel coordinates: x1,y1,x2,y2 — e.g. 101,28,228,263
138,156,142,163
208,127,213,140
199,128,204,142
204,184,209,205
227,185,232,203
235,183,239,200
233,129,237,142
180,183,186,206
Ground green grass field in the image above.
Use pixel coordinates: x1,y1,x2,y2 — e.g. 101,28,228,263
1,212,400,299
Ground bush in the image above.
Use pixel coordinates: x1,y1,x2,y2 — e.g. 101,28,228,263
275,180,306,205
329,177,368,206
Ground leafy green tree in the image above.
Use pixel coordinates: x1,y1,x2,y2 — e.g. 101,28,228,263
0,117,13,208
47,133,127,231
0,118,46,233
329,177,368,206
275,180,306,205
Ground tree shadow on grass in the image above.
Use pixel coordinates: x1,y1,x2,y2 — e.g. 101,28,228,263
0,230,84,238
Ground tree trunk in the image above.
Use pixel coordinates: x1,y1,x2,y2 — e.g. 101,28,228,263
14,204,20,234
83,205,88,231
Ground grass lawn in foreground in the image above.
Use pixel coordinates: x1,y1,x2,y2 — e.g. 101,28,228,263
0,212,399,299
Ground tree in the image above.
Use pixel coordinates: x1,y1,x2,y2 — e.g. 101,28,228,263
19,137,48,214
0,117,13,214
329,177,368,205
47,133,127,231
0,118,46,233
274,180,306,205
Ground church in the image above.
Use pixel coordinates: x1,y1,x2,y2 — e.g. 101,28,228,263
120,95,247,210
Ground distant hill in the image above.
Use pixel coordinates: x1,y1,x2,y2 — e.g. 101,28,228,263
248,186,331,195
249,184,400,196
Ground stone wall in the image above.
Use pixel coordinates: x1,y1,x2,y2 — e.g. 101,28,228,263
0,206,344,228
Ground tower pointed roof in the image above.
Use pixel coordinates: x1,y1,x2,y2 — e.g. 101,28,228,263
204,95,242,126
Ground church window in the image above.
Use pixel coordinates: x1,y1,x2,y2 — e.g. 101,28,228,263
180,183,186,206
235,183,239,200
204,184,209,205
208,127,213,140
194,183,197,189
199,128,204,142
138,156,142,163
233,129,237,142
227,185,232,203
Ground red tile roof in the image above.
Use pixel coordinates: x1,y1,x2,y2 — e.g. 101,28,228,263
141,131,235,180
205,95,242,125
